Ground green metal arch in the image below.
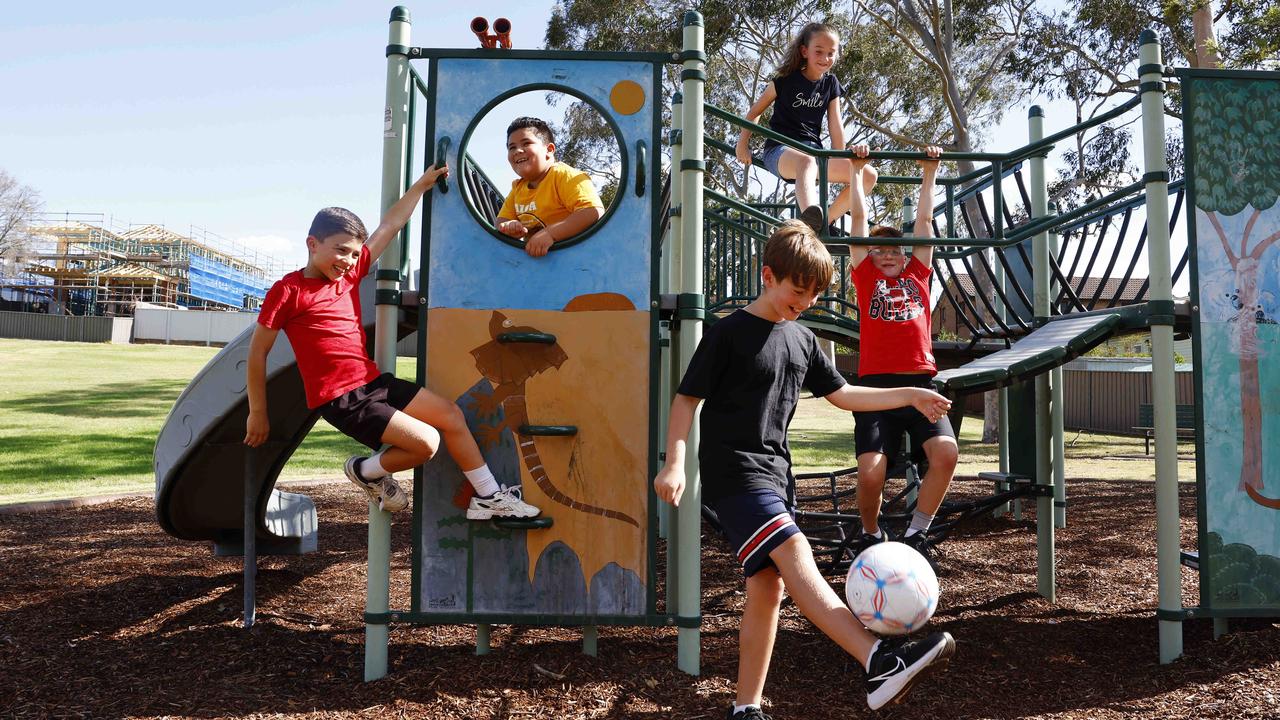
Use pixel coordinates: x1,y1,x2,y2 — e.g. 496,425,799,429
457,81,632,253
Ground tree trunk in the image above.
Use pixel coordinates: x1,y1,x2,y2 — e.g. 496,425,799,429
982,390,1000,443
1192,1,1222,68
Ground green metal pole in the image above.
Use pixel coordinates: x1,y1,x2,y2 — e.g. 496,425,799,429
665,92,686,571
993,254,1012,518
1139,31,1181,664
1050,216,1066,529
818,157,829,229
365,5,412,682
1028,105,1055,602
901,197,920,506
676,11,705,676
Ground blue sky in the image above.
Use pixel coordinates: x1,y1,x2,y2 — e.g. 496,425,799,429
0,1,562,270
3,1,1153,278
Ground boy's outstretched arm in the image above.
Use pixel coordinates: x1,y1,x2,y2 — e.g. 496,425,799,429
846,148,871,267
911,146,942,267
364,164,450,263
244,324,280,447
653,393,701,506
823,383,951,422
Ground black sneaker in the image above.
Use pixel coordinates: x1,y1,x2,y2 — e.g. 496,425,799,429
865,632,956,710
726,706,772,720
901,530,939,572
849,527,888,560
799,205,825,233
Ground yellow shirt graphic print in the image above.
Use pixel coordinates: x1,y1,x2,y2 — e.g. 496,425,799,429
498,162,603,229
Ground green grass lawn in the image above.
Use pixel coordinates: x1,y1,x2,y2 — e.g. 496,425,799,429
790,392,1196,482
0,339,1196,505
0,339,404,505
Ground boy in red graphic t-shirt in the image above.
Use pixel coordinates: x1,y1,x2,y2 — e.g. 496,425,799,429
243,164,540,520
846,146,957,566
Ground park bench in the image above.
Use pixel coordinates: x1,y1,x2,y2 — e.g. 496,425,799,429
1134,402,1196,454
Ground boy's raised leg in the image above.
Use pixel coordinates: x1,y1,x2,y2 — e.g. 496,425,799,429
767,533,953,710
768,534,877,661
390,388,540,519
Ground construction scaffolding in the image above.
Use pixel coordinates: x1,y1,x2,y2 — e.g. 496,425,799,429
0,214,285,317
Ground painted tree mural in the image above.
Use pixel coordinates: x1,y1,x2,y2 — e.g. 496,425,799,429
1189,75,1280,507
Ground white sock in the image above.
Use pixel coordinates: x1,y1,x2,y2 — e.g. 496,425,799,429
463,465,501,497
359,452,387,481
865,638,882,672
862,524,881,538
907,509,934,536
733,703,761,715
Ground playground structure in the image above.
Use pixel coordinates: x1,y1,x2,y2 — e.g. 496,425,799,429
153,6,1280,684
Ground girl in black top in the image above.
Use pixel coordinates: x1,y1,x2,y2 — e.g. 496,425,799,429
734,22,877,233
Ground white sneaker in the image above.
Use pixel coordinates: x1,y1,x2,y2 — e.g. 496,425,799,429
343,456,409,513
466,486,542,520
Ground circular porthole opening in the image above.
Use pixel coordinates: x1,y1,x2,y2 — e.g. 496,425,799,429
459,86,627,252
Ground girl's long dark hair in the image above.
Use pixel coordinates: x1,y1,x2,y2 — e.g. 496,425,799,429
773,22,838,79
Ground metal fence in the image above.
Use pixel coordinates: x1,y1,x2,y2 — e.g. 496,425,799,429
0,310,131,343
1060,358,1195,435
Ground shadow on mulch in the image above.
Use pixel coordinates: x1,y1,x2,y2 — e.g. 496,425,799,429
1,478,1278,719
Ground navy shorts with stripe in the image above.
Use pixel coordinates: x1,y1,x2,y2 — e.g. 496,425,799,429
709,487,802,577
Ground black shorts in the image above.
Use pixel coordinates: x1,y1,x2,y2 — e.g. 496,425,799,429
853,373,954,460
318,373,420,450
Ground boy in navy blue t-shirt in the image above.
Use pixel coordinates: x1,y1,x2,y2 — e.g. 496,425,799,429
655,220,956,718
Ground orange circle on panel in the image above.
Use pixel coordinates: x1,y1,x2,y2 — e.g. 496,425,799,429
610,80,645,115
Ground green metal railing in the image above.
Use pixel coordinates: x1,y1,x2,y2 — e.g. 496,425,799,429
703,93,1144,250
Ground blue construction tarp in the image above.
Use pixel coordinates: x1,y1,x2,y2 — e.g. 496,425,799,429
188,255,269,308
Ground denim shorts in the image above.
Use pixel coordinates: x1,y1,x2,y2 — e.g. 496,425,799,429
760,141,821,180
761,143,789,177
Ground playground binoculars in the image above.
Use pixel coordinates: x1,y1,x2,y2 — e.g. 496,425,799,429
471,17,512,49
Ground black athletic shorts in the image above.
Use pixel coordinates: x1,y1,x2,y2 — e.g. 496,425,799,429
853,373,954,460
318,373,420,450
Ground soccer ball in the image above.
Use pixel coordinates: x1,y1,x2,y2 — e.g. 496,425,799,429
844,541,939,635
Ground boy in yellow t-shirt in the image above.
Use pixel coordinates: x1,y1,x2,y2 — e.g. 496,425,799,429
496,116,604,257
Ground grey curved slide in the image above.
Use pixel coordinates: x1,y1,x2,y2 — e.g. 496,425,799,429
155,281,412,555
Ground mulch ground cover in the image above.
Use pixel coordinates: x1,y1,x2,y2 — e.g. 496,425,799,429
2,476,1279,719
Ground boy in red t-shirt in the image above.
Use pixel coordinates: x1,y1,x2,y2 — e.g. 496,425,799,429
243,164,540,520
846,146,958,564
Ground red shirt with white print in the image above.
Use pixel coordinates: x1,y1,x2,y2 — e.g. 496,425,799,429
257,245,380,408
851,255,936,377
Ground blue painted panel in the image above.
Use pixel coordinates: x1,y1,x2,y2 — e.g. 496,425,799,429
427,58,653,312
